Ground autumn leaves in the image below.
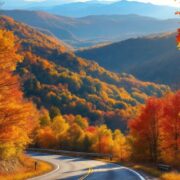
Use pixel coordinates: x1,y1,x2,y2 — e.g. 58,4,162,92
175,0,180,48
34,112,131,161
0,30,38,160
129,92,180,166
0,28,179,170
177,29,180,48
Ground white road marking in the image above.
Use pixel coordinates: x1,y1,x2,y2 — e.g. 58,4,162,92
28,152,146,180
122,167,145,180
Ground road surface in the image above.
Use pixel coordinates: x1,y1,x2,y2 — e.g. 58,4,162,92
28,152,145,180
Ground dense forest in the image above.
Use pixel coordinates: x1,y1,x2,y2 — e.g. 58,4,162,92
77,32,180,87
0,15,179,178
0,16,169,132
35,91,180,166
0,29,38,166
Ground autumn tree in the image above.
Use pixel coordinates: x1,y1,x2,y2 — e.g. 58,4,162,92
129,97,163,162
66,123,85,151
39,108,51,127
129,92,180,166
91,125,113,154
112,130,131,161
160,92,180,166
0,30,38,159
176,28,180,49
36,127,57,148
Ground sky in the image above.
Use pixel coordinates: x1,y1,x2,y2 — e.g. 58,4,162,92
25,0,180,5
129,0,179,6
23,0,180,6
2,0,180,9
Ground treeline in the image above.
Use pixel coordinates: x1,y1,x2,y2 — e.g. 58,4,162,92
34,91,180,166
0,26,179,171
33,90,180,167
0,30,38,160
34,109,131,160
129,91,180,167
0,16,170,131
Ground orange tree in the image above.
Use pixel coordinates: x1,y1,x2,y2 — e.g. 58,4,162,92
129,92,180,166
0,30,38,160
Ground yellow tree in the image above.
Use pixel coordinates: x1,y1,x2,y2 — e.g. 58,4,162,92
51,115,69,147
112,130,131,161
0,30,38,159
91,125,113,154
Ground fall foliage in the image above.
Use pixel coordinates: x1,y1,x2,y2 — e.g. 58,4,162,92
0,29,38,160
177,28,180,48
34,111,131,161
0,16,170,132
129,91,180,167
0,15,179,178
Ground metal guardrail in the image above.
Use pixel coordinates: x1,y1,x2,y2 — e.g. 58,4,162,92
157,164,172,172
28,148,112,159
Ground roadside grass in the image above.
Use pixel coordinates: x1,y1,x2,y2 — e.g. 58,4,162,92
94,157,180,179
27,149,180,180
0,155,53,180
130,164,180,180
161,172,180,180
130,164,162,177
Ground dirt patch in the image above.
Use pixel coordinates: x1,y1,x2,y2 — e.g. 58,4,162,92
0,155,53,180
0,158,23,173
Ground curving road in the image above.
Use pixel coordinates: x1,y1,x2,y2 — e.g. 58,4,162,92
28,152,145,180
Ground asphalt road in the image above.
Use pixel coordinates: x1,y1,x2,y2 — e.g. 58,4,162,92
28,152,145,180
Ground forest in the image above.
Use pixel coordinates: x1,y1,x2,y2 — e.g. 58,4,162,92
0,15,179,179
0,16,169,132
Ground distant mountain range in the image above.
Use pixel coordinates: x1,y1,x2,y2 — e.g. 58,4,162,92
0,16,169,131
30,0,177,19
76,32,180,87
1,10,179,48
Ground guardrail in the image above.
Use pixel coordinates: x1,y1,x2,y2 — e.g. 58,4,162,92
157,164,172,172
28,148,112,160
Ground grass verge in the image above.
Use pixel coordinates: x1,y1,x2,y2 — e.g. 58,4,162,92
161,172,180,180
0,155,54,180
93,157,180,180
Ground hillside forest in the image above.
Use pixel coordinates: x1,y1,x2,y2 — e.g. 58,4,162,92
0,14,179,176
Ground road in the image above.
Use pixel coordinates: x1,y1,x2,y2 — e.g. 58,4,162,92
28,152,145,180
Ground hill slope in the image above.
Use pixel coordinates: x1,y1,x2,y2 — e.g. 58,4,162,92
0,16,169,131
77,32,180,87
1,10,179,48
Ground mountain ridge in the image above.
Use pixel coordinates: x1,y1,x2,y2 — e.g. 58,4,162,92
76,32,180,87
37,0,177,19
0,15,170,131
1,10,179,48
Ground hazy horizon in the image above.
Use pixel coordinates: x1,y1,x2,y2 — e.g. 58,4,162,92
2,0,180,9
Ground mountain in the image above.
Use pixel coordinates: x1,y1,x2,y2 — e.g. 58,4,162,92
1,10,179,48
0,16,169,131
37,0,177,19
76,32,180,87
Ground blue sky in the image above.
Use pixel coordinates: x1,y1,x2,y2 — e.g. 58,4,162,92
2,0,180,9
23,0,179,6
